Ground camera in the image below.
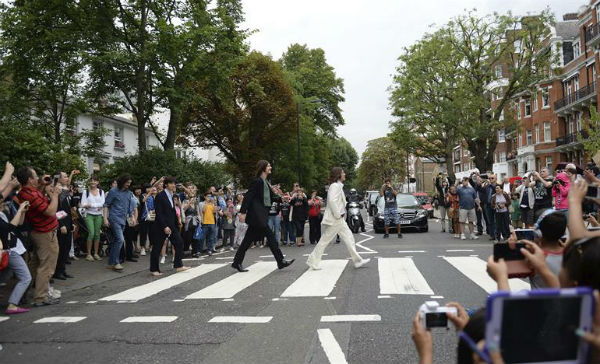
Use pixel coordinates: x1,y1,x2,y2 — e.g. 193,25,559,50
479,174,489,180
587,160,600,175
418,301,457,329
43,176,52,183
552,179,565,186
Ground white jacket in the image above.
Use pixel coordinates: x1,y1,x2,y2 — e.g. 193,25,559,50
322,182,347,226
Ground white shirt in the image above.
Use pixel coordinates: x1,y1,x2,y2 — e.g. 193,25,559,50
503,182,511,194
0,212,26,255
81,189,105,215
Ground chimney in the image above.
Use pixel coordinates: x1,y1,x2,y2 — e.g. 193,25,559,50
563,13,578,21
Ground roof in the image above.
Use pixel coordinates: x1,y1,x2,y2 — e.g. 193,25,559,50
555,21,579,39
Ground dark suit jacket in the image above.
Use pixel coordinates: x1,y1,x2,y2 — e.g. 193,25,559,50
151,190,178,239
241,178,277,229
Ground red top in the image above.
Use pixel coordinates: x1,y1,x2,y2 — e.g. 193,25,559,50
18,186,58,233
308,198,322,217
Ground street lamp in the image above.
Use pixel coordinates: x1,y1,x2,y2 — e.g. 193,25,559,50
296,98,324,186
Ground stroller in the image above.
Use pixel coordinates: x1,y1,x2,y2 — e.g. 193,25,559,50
75,208,110,257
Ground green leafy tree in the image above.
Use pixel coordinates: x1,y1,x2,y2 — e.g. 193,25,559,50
357,137,407,191
330,137,359,186
583,106,600,159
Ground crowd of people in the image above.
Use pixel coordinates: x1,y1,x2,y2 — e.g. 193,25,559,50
0,160,336,314
415,162,600,363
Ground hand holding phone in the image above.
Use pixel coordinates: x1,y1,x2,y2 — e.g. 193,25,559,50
493,242,533,278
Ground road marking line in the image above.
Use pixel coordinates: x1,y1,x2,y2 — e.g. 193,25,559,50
321,315,381,322
222,298,234,302
34,317,86,323
66,301,78,304
0,317,9,323
185,262,277,299
469,254,479,257
430,295,445,299
443,256,530,293
121,316,178,323
356,233,377,253
272,298,288,301
86,301,97,304
324,296,336,300
318,329,349,364
281,260,348,297
359,251,378,254
208,316,272,323
446,249,474,252
99,263,227,302
215,257,232,260
398,250,426,253
378,257,434,295
172,299,184,302
303,253,328,257
378,295,391,299
258,255,287,258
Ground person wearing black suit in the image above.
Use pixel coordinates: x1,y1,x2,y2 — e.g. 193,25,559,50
150,176,190,276
232,160,295,272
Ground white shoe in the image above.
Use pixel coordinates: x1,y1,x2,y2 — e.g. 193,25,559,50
470,235,479,240
160,256,166,264
354,258,371,269
229,247,234,251
306,260,321,270
140,248,146,256
454,234,460,238
460,234,466,240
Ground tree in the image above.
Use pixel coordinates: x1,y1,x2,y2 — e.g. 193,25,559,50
330,137,359,186
181,51,296,186
356,137,407,191
583,106,600,159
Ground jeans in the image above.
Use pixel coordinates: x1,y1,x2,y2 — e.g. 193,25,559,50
223,229,235,248
483,204,496,238
1,251,32,305
438,206,447,231
108,222,125,266
203,224,217,252
281,219,295,243
268,215,281,244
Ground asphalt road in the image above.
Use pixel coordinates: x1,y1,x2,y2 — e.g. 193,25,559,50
0,217,528,364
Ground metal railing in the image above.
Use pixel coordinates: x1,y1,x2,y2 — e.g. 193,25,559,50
586,23,600,43
555,130,589,146
554,82,597,111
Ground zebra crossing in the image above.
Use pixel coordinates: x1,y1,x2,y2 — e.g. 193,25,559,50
92,255,530,304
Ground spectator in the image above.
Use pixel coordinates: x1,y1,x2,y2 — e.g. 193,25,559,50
80,176,105,261
435,177,450,233
222,198,236,251
16,166,61,306
480,175,498,241
509,193,521,229
138,185,156,256
380,178,402,239
0,196,31,314
53,171,74,280
123,187,140,263
515,175,535,228
529,210,566,289
103,174,136,272
491,185,511,242
234,193,248,248
291,188,308,246
280,193,295,246
531,168,554,220
267,193,282,248
182,191,199,254
501,176,512,194
456,177,479,240
446,185,460,239
308,190,323,244
197,191,217,256
552,172,570,211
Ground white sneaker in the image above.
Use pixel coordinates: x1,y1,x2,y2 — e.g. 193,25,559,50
160,256,166,264
454,234,460,238
354,258,371,269
470,235,479,240
229,247,234,251
140,248,146,256
460,234,466,240
306,260,321,270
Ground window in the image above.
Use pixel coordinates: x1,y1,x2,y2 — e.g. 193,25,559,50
114,126,124,149
518,133,522,148
535,124,540,144
526,130,532,145
537,159,542,172
514,40,522,53
93,119,103,129
524,99,531,117
463,148,469,157
498,129,506,142
568,119,574,134
499,109,505,121
517,101,521,119
495,65,503,78
455,164,461,173
500,151,506,162
576,112,582,131
545,156,553,171
541,88,550,108
533,95,538,112
573,41,581,58
574,77,580,91
544,122,551,141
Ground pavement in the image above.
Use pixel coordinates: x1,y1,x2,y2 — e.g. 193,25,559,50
0,215,527,364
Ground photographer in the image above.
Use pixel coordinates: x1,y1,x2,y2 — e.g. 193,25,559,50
552,172,570,211
491,185,511,242
515,174,535,229
480,174,498,241
379,179,402,239
457,177,479,240
435,175,450,233
53,171,75,280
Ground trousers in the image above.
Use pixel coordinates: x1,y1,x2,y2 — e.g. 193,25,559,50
307,219,362,267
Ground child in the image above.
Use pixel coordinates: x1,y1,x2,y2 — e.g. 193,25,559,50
221,198,236,251
510,193,521,229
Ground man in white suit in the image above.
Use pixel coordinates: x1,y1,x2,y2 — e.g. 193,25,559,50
306,167,370,270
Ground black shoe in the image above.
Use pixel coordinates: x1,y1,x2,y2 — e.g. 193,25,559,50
65,260,72,265
63,273,74,279
335,239,340,244
132,254,140,258
126,258,138,262
383,234,389,239
278,259,295,270
231,263,248,272
49,278,54,284
488,236,496,241
361,228,366,232
52,273,67,280
476,232,483,236
398,233,403,238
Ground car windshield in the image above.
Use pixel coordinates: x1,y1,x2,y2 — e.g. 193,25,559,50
396,194,419,206
415,196,429,204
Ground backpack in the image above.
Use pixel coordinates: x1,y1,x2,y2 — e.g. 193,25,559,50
85,188,104,199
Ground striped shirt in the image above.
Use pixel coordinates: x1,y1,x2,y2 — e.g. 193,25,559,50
18,186,58,233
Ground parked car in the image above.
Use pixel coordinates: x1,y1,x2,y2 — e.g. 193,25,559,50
373,193,429,233
413,192,434,218
364,190,380,216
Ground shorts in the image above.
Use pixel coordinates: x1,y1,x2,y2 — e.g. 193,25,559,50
459,208,476,224
384,207,400,225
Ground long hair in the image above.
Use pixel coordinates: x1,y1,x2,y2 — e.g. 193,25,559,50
255,160,269,178
329,167,343,184
117,174,132,190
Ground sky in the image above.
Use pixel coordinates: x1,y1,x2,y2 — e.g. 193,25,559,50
240,0,582,158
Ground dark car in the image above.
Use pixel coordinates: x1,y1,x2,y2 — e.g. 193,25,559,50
373,193,429,233
413,192,434,218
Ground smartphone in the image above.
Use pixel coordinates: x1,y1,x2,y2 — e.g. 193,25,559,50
515,229,536,242
586,185,599,199
588,226,600,231
494,243,533,278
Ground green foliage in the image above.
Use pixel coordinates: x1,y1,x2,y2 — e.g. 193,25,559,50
97,149,231,192
357,137,407,191
330,137,359,186
583,106,600,157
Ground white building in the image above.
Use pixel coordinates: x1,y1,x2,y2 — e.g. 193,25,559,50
73,114,161,172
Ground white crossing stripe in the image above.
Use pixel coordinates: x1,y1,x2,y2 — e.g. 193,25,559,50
443,256,531,293
321,315,381,322
185,262,277,299
318,329,349,364
34,317,86,323
99,263,226,302
121,316,178,323
398,250,426,253
208,316,272,323
378,257,434,295
446,249,474,252
0,317,9,323
281,260,348,297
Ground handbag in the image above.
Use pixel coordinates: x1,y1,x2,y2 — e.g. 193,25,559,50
193,224,204,241
0,250,9,271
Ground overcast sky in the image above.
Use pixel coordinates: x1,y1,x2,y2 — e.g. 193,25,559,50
241,0,581,158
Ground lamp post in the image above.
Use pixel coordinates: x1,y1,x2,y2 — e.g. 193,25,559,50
296,98,324,186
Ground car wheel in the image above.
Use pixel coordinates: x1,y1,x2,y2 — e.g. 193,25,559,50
421,225,429,233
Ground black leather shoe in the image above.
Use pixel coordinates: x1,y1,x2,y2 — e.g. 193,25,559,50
126,258,138,262
52,273,67,280
65,260,72,265
278,259,295,269
63,273,74,278
231,263,248,272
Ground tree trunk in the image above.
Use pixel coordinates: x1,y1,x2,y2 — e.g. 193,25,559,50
164,101,180,150
136,113,147,152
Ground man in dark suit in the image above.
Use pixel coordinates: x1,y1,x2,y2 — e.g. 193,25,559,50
150,176,189,276
232,160,295,272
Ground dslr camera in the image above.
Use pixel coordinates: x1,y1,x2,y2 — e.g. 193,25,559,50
419,301,457,329
479,174,489,180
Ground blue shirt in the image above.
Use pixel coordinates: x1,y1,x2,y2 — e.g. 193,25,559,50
457,185,477,210
104,187,135,226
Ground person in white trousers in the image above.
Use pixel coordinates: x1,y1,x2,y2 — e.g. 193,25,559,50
306,167,370,270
